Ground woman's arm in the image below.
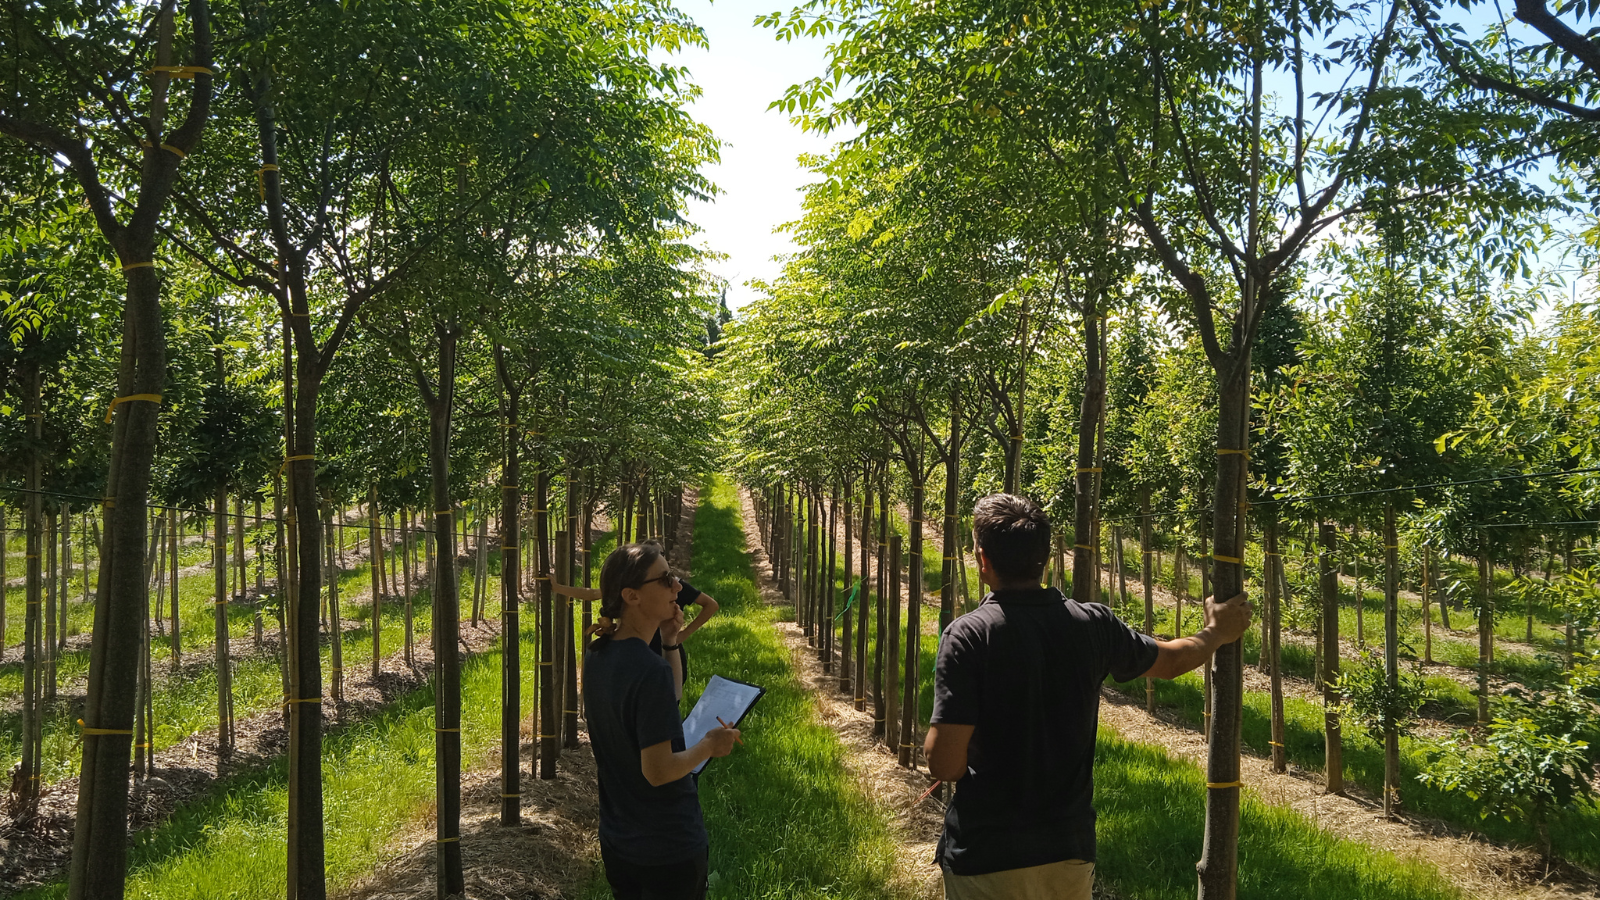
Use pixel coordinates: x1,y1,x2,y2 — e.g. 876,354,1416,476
549,577,601,602
639,726,739,786
678,593,719,641
661,606,686,700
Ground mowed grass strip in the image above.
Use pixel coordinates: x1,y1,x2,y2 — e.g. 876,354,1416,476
1108,667,1600,870
1093,731,1460,900
577,477,903,899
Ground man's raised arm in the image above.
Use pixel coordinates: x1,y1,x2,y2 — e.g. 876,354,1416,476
1141,592,1253,681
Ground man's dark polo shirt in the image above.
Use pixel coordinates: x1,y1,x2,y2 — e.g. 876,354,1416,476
932,586,1159,876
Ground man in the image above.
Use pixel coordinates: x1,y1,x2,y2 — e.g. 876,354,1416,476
924,494,1252,900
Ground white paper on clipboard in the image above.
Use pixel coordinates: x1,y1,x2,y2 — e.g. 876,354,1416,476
682,675,764,774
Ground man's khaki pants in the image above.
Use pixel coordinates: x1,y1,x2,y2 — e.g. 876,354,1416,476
942,859,1094,900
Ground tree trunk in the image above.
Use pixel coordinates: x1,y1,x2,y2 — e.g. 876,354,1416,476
1478,536,1492,725
1071,304,1104,603
45,508,57,701
171,507,181,671
1141,490,1155,713
369,487,383,681
425,328,464,898
1352,521,1363,646
856,472,871,710
215,487,235,757
497,374,522,826
1,506,7,662
537,467,557,777
562,506,580,751
323,502,343,703
1422,548,1432,664
873,477,888,733
822,492,836,672
1319,520,1343,794
403,510,415,666
841,488,854,695
1383,504,1400,817
62,504,74,649
19,364,43,812
806,492,819,643
70,255,169,900
1266,515,1286,774
899,482,924,768
236,495,249,651
885,534,901,753
941,386,960,634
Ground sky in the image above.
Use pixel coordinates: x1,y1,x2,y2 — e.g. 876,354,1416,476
656,0,847,310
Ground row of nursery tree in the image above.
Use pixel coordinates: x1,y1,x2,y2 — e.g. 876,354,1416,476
1,1,728,898
720,0,1600,890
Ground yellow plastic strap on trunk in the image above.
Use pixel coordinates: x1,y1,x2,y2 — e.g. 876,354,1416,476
149,65,213,78
1213,555,1243,564
121,260,155,271
257,164,279,200
78,719,133,736
280,454,313,474
105,394,162,423
1206,781,1244,789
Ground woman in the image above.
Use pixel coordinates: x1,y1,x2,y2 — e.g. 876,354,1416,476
584,542,739,900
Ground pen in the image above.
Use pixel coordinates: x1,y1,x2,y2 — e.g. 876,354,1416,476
716,716,745,746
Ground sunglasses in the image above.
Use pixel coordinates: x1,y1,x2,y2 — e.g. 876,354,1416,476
637,569,680,590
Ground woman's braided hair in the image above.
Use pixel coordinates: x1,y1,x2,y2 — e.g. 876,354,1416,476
586,541,665,646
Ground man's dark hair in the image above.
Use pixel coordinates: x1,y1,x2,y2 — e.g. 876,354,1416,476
972,494,1051,584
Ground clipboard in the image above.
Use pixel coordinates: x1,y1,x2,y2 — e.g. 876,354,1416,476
682,674,765,774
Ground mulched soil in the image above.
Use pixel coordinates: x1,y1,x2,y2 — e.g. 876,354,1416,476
0,620,502,896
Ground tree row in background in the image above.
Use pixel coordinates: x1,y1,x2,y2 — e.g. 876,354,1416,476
1,1,730,898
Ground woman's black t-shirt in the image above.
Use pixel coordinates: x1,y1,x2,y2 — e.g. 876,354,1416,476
582,636,708,866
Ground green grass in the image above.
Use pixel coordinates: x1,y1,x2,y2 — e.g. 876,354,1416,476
1093,731,1460,900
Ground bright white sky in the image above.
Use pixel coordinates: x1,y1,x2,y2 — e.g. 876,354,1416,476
658,0,848,310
